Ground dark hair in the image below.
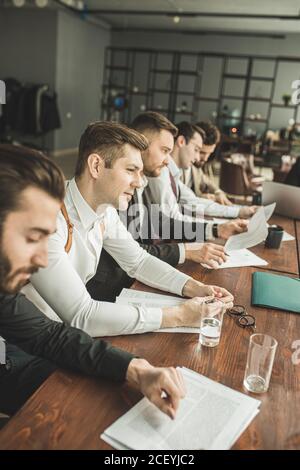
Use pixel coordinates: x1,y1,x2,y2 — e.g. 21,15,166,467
131,111,178,138
196,121,220,146
76,121,148,177
176,121,205,144
0,144,65,228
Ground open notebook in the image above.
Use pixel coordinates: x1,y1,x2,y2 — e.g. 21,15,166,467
101,367,261,450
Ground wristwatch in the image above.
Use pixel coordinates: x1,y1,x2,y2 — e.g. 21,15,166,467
212,223,219,239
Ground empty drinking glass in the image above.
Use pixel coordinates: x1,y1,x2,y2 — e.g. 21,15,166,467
243,334,278,394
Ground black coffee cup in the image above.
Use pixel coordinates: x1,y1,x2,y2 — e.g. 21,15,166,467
265,225,284,249
252,192,262,205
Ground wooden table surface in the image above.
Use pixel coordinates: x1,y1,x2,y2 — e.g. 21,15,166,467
1,216,300,450
251,215,299,275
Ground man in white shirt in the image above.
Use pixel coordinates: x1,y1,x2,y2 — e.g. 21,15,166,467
145,120,257,226
23,122,233,338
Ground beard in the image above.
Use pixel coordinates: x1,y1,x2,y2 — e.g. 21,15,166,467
0,243,38,294
193,160,205,169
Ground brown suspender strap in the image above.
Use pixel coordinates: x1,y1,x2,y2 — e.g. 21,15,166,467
61,203,74,253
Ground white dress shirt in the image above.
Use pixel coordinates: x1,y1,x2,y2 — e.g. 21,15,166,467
22,179,191,337
146,158,241,224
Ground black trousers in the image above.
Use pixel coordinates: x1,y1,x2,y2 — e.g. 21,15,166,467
0,343,57,416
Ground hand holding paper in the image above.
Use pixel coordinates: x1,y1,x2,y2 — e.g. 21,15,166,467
224,203,276,253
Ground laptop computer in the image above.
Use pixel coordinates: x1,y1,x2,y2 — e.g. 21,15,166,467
262,181,300,219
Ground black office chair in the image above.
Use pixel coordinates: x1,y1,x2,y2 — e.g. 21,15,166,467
285,158,300,187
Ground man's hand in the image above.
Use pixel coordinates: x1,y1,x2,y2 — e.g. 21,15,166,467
238,206,258,218
215,192,233,206
185,242,227,268
182,278,234,305
217,219,248,240
162,291,234,328
162,297,210,328
182,278,214,298
210,285,234,306
126,359,186,419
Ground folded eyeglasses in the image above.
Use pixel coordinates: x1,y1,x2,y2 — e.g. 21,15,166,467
226,305,256,331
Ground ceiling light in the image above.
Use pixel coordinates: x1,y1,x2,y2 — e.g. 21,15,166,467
35,0,48,7
12,0,25,7
173,15,180,24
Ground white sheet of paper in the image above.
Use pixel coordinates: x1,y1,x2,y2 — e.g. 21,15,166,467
224,206,269,252
101,367,261,451
282,231,295,241
202,248,268,269
263,202,276,221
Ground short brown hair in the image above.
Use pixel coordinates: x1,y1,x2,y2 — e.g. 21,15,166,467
196,121,220,146
76,121,149,177
0,144,65,229
131,111,178,138
176,121,205,144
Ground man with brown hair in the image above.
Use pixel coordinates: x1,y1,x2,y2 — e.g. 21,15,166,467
0,144,187,418
23,121,233,340
145,119,256,227
182,120,232,205
94,114,249,302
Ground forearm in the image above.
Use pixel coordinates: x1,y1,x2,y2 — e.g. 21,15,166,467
0,294,133,382
134,253,191,296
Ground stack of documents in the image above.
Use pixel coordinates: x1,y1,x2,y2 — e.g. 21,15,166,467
116,289,197,332
101,367,261,450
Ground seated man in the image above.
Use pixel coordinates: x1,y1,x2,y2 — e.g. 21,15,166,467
0,144,186,418
144,120,257,224
182,120,232,206
23,122,233,338
93,113,245,302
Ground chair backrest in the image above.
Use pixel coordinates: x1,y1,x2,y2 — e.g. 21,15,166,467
219,158,251,196
272,168,289,184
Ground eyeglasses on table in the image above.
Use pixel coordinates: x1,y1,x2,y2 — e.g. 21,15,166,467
226,305,256,331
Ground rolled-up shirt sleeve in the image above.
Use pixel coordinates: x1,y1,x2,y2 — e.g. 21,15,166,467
178,181,241,218
27,227,163,337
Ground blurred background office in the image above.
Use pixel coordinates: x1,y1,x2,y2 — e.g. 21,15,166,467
1,0,300,192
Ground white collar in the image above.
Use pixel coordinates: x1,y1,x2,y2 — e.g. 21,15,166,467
67,178,104,229
168,157,182,179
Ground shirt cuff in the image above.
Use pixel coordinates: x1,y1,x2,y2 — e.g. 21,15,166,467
140,307,163,332
178,243,186,264
205,222,215,241
224,206,240,218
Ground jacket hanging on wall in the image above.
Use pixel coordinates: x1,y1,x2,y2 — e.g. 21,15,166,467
0,79,61,136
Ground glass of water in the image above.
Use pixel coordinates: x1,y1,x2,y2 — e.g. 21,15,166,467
199,300,227,348
243,334,278,394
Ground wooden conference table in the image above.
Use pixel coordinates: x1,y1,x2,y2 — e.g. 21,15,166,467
0,215,300,450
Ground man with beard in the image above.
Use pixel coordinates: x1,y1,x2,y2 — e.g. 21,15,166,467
182,121,232,206
0,144,186,419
